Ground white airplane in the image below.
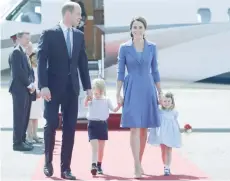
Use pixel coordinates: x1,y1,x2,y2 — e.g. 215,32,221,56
1,0,230,120
1,0,230,85
1,0,69,70
102,0,230,84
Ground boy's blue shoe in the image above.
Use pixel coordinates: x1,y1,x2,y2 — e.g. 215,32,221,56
91,163,97,176
97,166,103,174
164,167,170,176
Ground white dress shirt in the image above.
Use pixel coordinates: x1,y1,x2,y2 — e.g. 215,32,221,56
19,44,26,52
59,21,73,55
86,98,115,121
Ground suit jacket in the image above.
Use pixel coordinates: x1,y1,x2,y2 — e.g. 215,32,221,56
37,25,91,96
9,45,36,100
8,45,16,69
8,54,12,70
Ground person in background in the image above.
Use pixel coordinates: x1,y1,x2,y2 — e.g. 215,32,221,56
8,34,18,69
10,34,18,46
25,42,43,144
70,0,87,32
9,31,36,151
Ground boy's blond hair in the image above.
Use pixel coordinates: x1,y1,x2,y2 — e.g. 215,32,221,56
92,78,106,95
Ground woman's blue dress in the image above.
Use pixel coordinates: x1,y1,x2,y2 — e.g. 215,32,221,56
117,40,161,128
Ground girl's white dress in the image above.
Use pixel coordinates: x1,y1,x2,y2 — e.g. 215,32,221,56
147,109,181,148
30,67,43,119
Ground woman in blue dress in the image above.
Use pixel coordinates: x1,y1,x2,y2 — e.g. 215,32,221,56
116,17,163,178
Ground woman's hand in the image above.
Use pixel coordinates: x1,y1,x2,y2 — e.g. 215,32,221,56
158,90,163,105
116,94,124,106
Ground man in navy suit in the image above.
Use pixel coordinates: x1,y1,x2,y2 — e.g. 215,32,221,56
37,2,92,180
9,31,36,151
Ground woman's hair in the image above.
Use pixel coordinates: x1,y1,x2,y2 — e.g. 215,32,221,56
129,16,147,38
162,92,175,110
92,78,106,96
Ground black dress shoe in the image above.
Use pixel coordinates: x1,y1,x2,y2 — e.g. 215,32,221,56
61,171,76,180
97,166,103,175
24,140,33,146
13,142,33,151
24,141,34,149
44,163,53,177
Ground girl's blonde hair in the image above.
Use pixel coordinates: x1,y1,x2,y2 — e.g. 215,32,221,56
27,42,37,68
92,78,106,96
30,52,37,68
162,92,175,110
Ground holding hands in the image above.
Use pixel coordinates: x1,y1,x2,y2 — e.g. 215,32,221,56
84,89,93,107
40,87,51,102
158,90,164,105
114,104,122,112
28,83,36,94
86,89,93,101
36,91,41,99
116,94,124,107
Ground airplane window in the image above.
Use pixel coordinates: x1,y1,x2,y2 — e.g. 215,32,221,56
6,0,41,24
197,8,211,23
35,6,41,14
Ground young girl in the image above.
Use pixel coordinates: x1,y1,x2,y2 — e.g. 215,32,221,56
147,92,181,176
26,42,43,143
85,78,121,176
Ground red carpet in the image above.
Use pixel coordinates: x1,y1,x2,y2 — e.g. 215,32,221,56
32,131,209,180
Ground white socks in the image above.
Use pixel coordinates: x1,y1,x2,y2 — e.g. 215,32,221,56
90,139,98,163
164,165,169,169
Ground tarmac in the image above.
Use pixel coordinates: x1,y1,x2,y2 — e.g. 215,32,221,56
1,77,230,131
1,73,230,180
